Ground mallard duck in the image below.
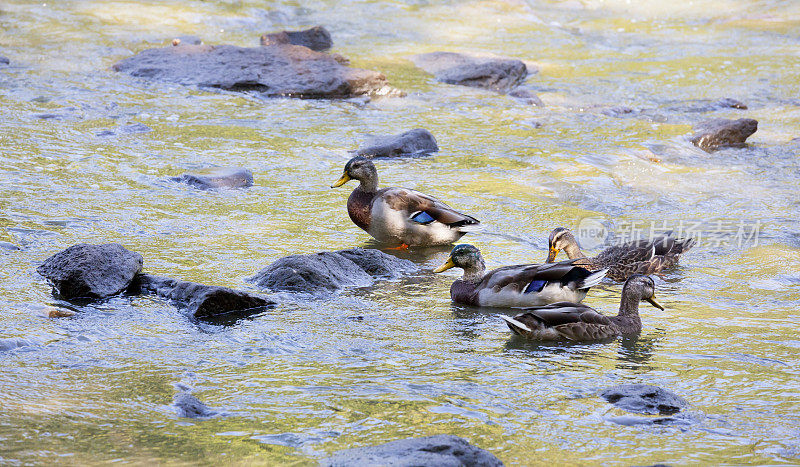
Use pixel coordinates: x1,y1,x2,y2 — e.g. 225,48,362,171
501,274,663,341
546,227,695,282
433,244,607,307
331,157,481,247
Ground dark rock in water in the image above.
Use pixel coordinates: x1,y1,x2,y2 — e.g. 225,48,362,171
690,118,758,152
600,106,637,117
136,274,274,320
171,167,254,190
37,243,143,299
0,338,37,352
508,87,544,106
173,392,218,418
321,434,503,467
170,35,202,46
249,247,416,294
355,128,439,158
113,44,398,99
260,26,332,52
411,51,528,93
672,97,748,112
0,56,9,66
601,384,686,415
96,122,152,137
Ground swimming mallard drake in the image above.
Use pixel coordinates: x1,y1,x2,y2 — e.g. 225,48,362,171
546,227,695,282
433,244,607,307
501,274,663,341
331,157,481,247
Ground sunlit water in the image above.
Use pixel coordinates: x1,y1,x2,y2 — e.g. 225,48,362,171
1,0,799,464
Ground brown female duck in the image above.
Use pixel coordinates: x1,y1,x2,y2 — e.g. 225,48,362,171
546,227,695,282
331,157,481,247
501,274,663,341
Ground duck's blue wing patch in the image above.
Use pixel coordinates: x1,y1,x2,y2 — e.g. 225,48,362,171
524,279,547,294
410,211,435,225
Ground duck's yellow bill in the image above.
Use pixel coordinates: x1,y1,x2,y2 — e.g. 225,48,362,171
331,173,351,188
546,247,559,263
433,258,455,273
646,296,664,310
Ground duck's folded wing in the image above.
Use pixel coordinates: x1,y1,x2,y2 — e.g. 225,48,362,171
480,261,584,291
515,302,603,327
382,188,480,228
555,322,620,341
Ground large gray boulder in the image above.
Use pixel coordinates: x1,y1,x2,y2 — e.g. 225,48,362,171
137,274,274,320
601,384,686,415
37,243,143,299
355,128,438,158
260,26,332,51
321,435,503,467
411,52,528,93
171,167,254,190
113,44,399,99
690,118,758,152
249,248,416,294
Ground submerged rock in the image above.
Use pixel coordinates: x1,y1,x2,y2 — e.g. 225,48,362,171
0,338,38,352
137,274,274,320
113,44,398,99
355,128,439,158
37,243,143,299
173,392,219,418
95,122,152,137
249,248,416,294
411,51,528,93
260,26,332,51
690,118,758,152
670,97,748,112
601,384,686,416
0,56,9,66
171,167,254,190
508,87,544,106
321,435,504,467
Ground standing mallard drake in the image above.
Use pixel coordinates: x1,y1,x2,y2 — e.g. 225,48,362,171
433,244,607,307
331,157,481,247
546,227,695,282
501,274,663,341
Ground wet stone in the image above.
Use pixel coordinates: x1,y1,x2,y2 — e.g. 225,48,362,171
136,274,274,320
411,51,528,93
355,128,439,158
113,44,398,99
171,167,254,190
690,118,758,152
260,26,332,51
508,87,544,106
95,122,152,137
37,243,143,299
321,434,504,467
601,384,686,416
0,56,9,66
249,248,416,294
173,392,219,419
0,338,38,352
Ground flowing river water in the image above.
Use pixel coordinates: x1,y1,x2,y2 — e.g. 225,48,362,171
1,0,799,464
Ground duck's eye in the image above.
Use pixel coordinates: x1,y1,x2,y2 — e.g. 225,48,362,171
410,211,435,225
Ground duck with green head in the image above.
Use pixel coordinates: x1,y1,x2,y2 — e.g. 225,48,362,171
331,157,481,247
546,227,695,282
434,244,607,307
501,274,664,341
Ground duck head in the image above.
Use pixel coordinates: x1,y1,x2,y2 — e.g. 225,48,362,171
621,274,664,311
434,244,486,280
331,156,378,191
547,227,581,262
